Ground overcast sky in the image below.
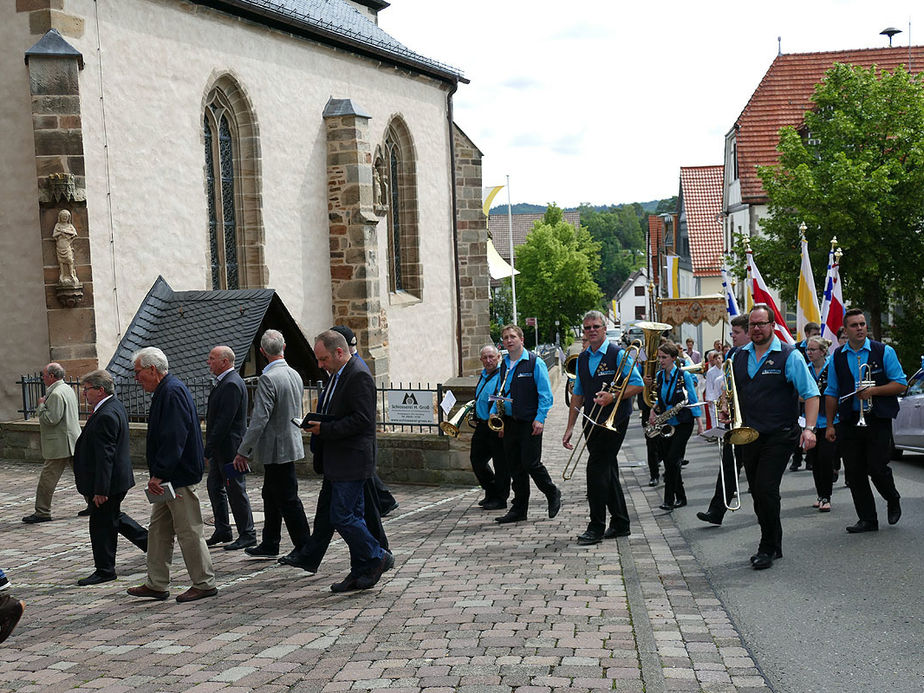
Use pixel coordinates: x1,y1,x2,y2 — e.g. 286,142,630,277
379,0,919,208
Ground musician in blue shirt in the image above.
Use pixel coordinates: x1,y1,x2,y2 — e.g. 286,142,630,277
469,345,508,511
824,308,906,533
493,325,561,524
647,342,701,512
563,311,643,545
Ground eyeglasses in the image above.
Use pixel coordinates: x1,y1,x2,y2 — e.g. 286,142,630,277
748,321,772,329
583,324,604,331
82,386,101,393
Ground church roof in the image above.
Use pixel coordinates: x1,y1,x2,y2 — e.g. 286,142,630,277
488,211,582,259
196,0,466,83
679,165,724,278
732,45,924,204
107,276,322,414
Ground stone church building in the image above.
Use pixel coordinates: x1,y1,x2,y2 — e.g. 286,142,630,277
0,0,492,419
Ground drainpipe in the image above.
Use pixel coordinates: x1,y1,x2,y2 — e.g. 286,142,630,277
447,82,463,376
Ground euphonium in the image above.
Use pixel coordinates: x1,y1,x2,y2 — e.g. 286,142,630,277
564,353,579,381
439,400,476,438
721,359,759,445
637,321,672,407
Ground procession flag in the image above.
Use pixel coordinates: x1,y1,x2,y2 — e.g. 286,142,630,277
665,255,680,298
820,249,845,353
721,264,739,316
482,185,505,217
796,232,822,340
819,238,837,327
747,249,795,344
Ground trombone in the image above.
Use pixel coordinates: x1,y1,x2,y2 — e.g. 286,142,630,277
562,340,643,480
715,359,759,511
439,400,476,438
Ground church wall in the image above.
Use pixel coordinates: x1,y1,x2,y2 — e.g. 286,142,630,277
67,0,458,385
0,10,54,420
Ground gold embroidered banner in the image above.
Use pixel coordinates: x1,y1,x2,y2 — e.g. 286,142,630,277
658,296,727,326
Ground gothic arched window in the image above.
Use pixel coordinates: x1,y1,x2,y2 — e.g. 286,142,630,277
383,117,421,298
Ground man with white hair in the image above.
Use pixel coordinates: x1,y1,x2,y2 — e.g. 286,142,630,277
23,362,83,524
127,347,217,603
233,330,311,559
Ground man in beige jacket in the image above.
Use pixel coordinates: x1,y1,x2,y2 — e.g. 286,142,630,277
23,363,82,523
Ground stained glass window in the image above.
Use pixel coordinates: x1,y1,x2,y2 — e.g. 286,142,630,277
204,94,239,290
389,144,403,292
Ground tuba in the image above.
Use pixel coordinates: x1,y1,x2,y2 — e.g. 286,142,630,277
439,400,476,438
637,321,672,407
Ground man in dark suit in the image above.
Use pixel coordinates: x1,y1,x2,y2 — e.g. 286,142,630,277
204,346,256,550
304,330,391,592
73,370,148,586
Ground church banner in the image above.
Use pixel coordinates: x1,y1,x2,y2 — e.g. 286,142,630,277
658,295,727,326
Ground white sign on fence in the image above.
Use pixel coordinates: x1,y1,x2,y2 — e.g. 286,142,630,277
386,390,435,425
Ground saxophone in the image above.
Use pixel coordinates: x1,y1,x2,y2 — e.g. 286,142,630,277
644,394,691,439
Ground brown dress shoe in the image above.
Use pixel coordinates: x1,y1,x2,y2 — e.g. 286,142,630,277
175,586,218,603
127,584,169,600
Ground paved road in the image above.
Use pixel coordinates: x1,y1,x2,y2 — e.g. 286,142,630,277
622,427,924,692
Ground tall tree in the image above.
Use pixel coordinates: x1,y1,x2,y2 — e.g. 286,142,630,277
756,63,924,341
515,204,603,343
579,203,645,297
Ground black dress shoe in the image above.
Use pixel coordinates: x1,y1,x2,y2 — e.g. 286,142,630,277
77,572,116,586
77,507,93,517
696,511,722,525
481,499,506,510
22,514,52,524
224,537,257,551
494,511,526,524
382,550,395,572
604,526,630,539
648,477,659,487
477,497,487,507
380,501,399,517
206,533,232,546
244,544,279,557
681,459,690,467
846,520,878,533
330,573,360,593
750,549,782,564
674,499,687,508
658,504,674,511
547,488,562,519
887,500,901,525
278,553,318,574
751,552,774,570
576,531,603,546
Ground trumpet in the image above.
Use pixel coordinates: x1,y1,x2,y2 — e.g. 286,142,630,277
680,361,706,375
637,321,672,408
855,363,876,427
562,340,643,480
439,400,476,438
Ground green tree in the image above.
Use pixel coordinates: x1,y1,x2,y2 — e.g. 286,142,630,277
578,203,645,297
756,63,924,341
515,204,603,343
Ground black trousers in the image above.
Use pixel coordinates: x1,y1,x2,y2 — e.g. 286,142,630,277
206,459,256,541
584,418,630,534
371,473,396,512
806,428,837,499
837,416,900,522
706,440,744,519
261,462,311,552
470,421,509,501
639,407,660,479
294,477,387,572
502,417,557,516
737,427,799,556
88,491,148,576
657,421,693,506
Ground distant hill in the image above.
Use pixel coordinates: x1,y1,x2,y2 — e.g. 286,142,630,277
489,199,674,216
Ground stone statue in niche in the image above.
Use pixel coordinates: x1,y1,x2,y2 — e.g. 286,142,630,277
373,156,388,217
53,209,80,286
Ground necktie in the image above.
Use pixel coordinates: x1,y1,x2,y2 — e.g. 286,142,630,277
322,374,339,414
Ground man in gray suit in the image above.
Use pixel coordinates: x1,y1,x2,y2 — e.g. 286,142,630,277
23,362,83,523
233,329,310,558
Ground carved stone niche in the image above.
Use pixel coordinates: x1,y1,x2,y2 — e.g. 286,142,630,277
372,148,388,218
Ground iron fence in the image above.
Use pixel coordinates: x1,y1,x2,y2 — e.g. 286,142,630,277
17,374,446,434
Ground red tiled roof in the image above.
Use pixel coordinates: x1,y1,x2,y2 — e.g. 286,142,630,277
680,166,724,277
734,46,924,204
647,215,664,284
488,211,581,258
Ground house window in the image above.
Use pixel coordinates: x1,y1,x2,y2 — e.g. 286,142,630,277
732,141,739,180
382,117,421,298
202,76,267,290
635,306,646,320
634,286,645,296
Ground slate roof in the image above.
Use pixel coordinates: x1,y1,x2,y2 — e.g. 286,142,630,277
196,0,465,83
733,45,924,204
679,166,724,278
107,276,322,415
488,211,582,259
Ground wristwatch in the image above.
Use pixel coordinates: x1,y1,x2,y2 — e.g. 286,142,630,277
803,425,817,433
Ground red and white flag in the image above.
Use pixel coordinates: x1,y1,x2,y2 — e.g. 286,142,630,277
747,249,795,345
819,252,844,354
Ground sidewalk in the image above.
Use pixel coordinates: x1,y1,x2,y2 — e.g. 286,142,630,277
0,398,769,692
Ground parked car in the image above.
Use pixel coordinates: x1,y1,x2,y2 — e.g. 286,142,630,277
891,363,924,458
606,327,623,346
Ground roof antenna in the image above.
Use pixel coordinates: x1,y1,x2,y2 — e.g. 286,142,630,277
880,27,902,47
777,36,782,56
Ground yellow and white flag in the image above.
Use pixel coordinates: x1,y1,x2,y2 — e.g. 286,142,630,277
665,255,680,298
482,185,505,217
796,234,821,340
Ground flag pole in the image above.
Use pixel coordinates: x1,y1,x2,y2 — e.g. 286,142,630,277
506,174,518,324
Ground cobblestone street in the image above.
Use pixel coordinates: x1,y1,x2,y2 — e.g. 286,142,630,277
0,398,769,692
